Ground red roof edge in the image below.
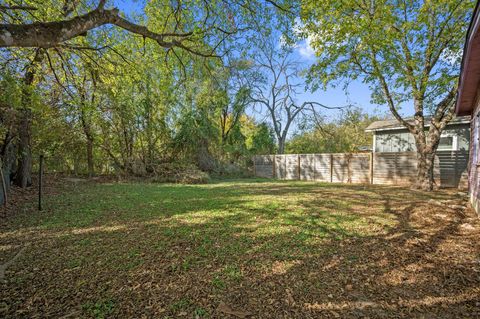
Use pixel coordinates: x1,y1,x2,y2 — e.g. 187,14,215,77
456,1,480,116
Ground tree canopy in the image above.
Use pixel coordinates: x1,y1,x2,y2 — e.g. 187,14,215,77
300,0,475,189
0,0,475,197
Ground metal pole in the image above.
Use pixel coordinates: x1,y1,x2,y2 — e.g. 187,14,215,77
0,158,7,207
38,154,43,211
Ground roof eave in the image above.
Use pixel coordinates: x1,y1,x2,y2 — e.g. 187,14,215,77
455,1,480,115
365,119,471,133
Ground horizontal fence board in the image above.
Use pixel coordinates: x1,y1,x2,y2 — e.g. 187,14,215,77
314,154,331,181
254,151,468,189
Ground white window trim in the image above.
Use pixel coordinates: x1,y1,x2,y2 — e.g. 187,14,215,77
372,134,376,153
438,132,457,151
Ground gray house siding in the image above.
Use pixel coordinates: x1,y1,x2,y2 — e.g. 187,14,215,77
373,124,470,153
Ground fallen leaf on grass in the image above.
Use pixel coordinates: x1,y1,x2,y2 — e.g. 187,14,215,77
217,301,251,318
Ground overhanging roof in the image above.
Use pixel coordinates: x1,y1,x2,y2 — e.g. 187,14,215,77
456,1,480,115
365,116,470,132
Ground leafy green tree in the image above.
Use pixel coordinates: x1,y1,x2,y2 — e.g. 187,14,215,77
301,0,474,190
243,118,277,155
286,107,379,154
0,0,292,185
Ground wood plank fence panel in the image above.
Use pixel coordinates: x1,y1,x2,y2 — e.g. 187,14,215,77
299,154,315,180
314,154,331,182
253,155,274,178
436,150,469,188
285,155,300,180
274,155,286,179
350,154,371,183
394,152,417,185
373,152,398,185
254,151,469,189
332,154,350,183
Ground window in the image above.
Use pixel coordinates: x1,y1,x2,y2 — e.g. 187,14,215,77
438,136,454,150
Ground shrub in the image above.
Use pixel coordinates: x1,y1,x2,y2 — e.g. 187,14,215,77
150,162,210,184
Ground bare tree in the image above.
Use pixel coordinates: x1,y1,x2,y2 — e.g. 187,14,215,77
250,40,333,154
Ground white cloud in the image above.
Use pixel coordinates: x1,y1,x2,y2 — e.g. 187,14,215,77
292,17,316,60
297,37,315,60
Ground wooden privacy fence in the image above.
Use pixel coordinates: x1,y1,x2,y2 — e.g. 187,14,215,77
253,151,469,189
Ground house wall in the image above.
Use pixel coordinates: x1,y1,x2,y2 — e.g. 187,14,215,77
470,95,480,215
374,124,470,153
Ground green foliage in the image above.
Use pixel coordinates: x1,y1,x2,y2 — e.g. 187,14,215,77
286,107,380,154
301,0,474,111
149,162,211,184
0,71,22,109
244,121,277,155
0,0,294,179
82,299,115,319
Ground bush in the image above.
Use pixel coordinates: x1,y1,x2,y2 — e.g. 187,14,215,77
150,162,210,184
212,162,252,179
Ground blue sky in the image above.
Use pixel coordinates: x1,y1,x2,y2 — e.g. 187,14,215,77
113,0,411,123
287,46,385,119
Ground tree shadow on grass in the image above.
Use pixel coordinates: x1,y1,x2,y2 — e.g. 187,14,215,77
1,181,479,318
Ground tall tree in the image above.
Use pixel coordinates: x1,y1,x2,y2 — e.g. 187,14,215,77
250,36,330,154
301,0,475,190
15,49,44,187
0,0,291,185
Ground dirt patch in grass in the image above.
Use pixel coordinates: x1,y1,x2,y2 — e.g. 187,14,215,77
1,179,479,318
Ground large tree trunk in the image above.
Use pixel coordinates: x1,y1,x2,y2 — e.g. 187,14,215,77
196,140,216,172
86,137,94,177
414,151,436,191
277,132,286,154
14,108,32,188
0,129,17,205
14,49,43,188
80,110,95,177
277,139,285,154
411,126,441,191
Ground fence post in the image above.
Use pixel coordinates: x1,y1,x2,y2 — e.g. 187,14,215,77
313,154,316,181
297,154,301,180
370,152,374,184
347,153,352,183
394,152,398,185
330,154,333,183
38,154,44,211
253,156,256,177
272,155,276,179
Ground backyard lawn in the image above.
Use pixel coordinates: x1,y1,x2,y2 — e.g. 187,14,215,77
1,179,479,318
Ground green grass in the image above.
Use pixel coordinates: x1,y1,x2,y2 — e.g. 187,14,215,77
12,179,405,237
82,299,115,319
1,178,468,318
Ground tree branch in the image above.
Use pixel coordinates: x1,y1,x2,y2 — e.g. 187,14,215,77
370,50,415,133
0,5,37,11
0,5,216,57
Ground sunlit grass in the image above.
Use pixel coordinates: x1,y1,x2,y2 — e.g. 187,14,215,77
1,178,464,318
